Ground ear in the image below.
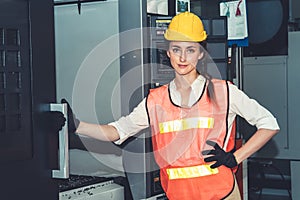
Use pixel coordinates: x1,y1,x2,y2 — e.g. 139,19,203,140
198,52,204,60
166,50,171,58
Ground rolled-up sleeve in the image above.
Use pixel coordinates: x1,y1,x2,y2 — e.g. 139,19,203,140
229,84,280,130
109,98,149,145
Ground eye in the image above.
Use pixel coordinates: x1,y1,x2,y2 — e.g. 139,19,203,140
172,47,180,54
186,48,196,54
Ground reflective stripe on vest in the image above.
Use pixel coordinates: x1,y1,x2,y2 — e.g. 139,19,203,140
166,164,219,180
159,117,214,134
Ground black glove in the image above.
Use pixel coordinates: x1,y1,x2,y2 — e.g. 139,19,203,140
61,98,80,133
202,140,238,169
45,111,66,132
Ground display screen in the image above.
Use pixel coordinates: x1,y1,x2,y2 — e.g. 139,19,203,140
244,0,288,56
206,42,226,60
202,18,227,38
155,19,171,36
212,19,226,36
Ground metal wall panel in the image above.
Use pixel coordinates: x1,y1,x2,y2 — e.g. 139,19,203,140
242,56,288,159
54,0,120,124
287,32,300,158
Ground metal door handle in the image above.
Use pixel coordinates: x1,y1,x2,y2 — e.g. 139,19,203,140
50,103,69,179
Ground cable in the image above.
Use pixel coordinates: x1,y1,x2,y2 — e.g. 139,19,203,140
266,164,292,200
248,159,293,200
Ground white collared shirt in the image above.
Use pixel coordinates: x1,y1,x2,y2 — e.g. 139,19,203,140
110,75,279,144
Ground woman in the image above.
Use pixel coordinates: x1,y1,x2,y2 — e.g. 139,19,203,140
63,12,279,200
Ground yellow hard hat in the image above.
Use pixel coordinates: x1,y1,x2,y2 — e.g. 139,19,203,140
164,12,207,42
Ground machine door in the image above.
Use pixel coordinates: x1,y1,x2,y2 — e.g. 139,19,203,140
0,0,59,199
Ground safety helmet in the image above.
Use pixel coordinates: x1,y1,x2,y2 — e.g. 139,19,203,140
164,12,207,42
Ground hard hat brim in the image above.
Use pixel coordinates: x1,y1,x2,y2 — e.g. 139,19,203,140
164,29,207,42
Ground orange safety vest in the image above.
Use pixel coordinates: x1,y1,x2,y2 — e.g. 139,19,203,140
146,79,236,200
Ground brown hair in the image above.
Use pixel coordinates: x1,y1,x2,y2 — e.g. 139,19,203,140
198,41,216,104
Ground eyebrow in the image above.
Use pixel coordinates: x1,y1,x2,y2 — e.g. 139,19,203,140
170,45,197,49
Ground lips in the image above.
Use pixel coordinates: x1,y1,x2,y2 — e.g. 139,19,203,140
178,64,188,68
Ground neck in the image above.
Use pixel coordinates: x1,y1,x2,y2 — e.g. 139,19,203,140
174,72,199,89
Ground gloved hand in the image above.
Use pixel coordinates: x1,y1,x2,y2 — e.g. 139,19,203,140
202,140,238,169
61,98,80,133
46,111,66,132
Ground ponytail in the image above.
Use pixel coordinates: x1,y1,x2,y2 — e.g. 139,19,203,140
198,41,216,105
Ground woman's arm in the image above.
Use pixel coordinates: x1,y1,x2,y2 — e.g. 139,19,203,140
76,122,120,142
229,84,280,164
73,98,149,144
234,128,278,164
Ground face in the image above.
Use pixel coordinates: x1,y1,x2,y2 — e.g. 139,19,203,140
167,41,204,77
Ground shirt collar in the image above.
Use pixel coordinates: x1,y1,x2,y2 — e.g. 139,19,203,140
169,75,206,107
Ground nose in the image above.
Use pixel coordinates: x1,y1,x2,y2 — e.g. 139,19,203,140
179,51,187,62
